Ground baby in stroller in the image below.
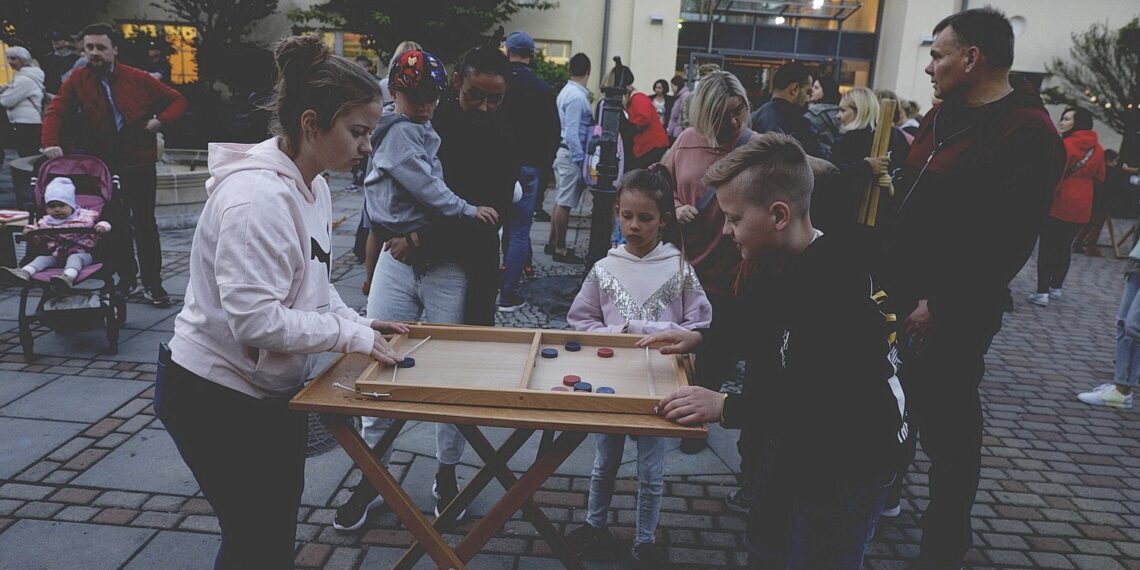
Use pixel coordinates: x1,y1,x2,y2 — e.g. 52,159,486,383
3,177,111,289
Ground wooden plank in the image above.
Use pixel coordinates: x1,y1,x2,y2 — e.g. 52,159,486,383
517,332,542,389
326,420,466,569
454,431,589,562
858,98,897,227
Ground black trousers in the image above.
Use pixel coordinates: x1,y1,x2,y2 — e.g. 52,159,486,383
10,123,41,157
117,165,164,289
156,347,307,570
1036,216,1082,294
900,313,1001,567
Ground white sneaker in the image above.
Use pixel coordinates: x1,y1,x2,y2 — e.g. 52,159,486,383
1027,293,1049,307
880,503,902,517
1049,288,1063,300
1078,384,1133,409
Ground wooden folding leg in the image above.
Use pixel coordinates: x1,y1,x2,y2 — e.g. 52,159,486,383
325,420,465,569
393,428,536,570
454,431,589,562
459,426,585,570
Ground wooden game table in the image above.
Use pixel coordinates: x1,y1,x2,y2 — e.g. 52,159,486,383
290,325,706,569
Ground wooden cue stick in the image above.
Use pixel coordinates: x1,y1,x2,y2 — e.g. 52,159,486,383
645,347,656,397
391,335,432,384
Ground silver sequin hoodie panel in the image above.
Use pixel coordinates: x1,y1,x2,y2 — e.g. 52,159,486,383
567,242,713,334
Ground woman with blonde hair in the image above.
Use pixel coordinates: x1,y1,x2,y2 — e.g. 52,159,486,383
661,70,754,457
824,87,900,224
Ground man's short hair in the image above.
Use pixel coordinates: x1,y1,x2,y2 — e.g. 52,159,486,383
456,45,511,82
569,53,590,77
79,23,119,47
933,7,1014,69
771,62,812,91
701,133,814,216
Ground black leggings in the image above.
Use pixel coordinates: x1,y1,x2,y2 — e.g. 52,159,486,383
156,348,306,569
1036,217,1082,294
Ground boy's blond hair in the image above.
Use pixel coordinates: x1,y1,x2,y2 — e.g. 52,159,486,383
701,133,814,217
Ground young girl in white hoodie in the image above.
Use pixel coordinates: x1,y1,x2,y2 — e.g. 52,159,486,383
565,165,713,567
158,35,406,569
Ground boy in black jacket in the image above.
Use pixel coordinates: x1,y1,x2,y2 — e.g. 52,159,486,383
642,133,907,569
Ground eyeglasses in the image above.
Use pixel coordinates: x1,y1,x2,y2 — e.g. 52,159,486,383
461,88,505,105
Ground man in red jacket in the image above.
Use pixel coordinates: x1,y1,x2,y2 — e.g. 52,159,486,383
41,23,188,306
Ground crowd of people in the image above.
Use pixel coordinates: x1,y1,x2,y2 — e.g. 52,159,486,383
4,6,1136,570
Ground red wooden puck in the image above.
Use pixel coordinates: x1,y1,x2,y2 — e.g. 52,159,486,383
562,374,582,386
597,347,615,358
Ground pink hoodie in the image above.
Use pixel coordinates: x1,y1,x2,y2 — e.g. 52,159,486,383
168,138,376,399
569,242,712,334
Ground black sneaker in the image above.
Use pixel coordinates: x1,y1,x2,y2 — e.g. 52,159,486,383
143,284,172,307
524,264,536,278
332,486,384,532
629,542,668,569
432,470,467,520
534,210,552,222
544,243,556,255
724,487,754,514
552,251,584,264
565,524,616,555
497,292,526,312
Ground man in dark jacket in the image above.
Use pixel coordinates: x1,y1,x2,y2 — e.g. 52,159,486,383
40,31,80,95
649,134,907,569
498,31,561,311
750,62,826,159
41,23,188,306
887,8,1065,567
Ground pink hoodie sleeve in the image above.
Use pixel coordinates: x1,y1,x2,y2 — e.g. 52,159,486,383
567,271,627,333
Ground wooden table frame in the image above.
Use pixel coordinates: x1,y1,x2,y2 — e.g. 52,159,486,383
292,352,705,569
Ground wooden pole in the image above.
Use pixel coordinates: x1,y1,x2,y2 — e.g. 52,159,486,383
857,99,897,227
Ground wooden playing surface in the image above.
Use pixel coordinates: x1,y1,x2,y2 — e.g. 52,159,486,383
291,348,706,439
353,325,691,416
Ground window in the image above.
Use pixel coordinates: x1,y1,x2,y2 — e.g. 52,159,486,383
534,40,571,64
120,22,199,84
320,32,371,60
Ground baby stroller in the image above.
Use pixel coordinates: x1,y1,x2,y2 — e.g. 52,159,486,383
15,155,127,359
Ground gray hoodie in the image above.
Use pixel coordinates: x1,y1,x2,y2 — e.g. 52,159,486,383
363,107,477,236
169,138,376,399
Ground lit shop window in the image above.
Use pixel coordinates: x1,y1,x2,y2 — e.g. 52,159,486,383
120,22,199,84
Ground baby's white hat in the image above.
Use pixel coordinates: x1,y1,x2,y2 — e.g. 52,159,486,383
44,178,78,211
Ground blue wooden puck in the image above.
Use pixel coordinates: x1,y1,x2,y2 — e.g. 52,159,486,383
573,382,593,392
596,387,615,394
541,348,559,358
564,341,582,352
397,357,416,368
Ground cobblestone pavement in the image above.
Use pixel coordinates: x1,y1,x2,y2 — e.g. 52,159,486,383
0,168,1138,569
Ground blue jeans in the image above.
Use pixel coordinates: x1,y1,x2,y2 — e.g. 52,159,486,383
1115,270,1140,388
362,249,468,462
585,434,665,545
502,165,539,298
746,437,890,569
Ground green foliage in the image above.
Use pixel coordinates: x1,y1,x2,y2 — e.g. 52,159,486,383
1045,17,1140,136
150,0,278,86
0,0,112,54
288,0,555,63
533,50,568,94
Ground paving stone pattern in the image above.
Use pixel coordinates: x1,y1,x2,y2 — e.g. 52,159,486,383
0,166,1138,568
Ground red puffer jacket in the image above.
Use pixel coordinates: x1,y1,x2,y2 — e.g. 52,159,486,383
1048,129,1106,224
41,62,187,169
